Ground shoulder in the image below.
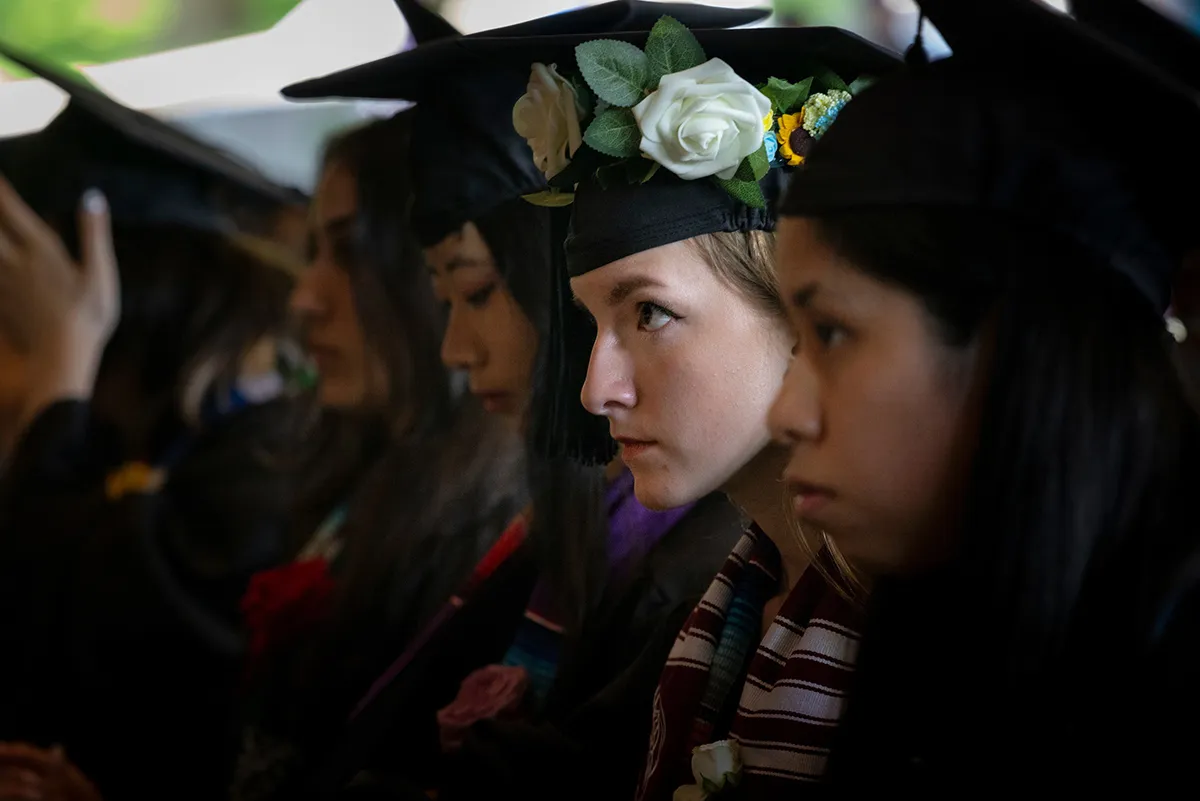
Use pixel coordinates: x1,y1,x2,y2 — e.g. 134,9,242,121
635,493,748,595
598,494,746,637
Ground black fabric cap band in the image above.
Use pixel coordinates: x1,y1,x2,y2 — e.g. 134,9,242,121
564,169,785,276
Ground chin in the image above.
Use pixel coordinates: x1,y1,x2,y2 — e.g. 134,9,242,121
317,383,366,411
629,467,702,512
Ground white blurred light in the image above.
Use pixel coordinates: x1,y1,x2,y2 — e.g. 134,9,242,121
0,0,413,189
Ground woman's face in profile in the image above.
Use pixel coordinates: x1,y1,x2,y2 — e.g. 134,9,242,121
289,162,388,411
0,333,28,456
427,222,539,423
769,217,984,576
571,239,792,511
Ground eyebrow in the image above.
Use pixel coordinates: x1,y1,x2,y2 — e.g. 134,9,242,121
426,253,494,277
445,255,493,272
322,215,354,237
791,282,820,309
607,275,665,307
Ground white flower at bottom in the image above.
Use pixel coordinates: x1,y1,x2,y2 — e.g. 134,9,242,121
672,739,743,801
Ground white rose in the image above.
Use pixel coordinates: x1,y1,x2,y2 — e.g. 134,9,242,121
633,59,771,181
512,62,583,179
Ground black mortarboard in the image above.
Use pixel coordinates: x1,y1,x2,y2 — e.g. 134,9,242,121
0,41,304,237
1071,0,1200,91
462,26,900,275
282,1,772,247
783,0,1200,313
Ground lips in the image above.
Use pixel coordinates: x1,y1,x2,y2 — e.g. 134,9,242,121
785,478,835,518
473,390,513,414
305,343,339,368
614,436,658,460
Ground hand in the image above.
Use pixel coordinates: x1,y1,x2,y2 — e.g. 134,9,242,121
0,176,120,448
0,744,102,801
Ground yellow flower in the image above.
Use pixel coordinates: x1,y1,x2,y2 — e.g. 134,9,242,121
105,461,165,501
776,111,814,167
762,112,773,132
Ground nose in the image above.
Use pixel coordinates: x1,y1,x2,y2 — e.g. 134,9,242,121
581,330,636,416
289,264,326,320
440,304,483,372
768,354,823,446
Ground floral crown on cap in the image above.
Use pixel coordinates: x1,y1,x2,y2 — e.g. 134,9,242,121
512,16,874,209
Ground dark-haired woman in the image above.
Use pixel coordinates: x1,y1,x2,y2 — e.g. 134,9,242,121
0,171,304,800
230,113,527,801
768,0,1200,791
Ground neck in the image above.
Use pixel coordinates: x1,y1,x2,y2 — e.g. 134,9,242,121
724,443,812,592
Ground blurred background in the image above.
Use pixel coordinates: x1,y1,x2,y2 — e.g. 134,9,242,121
2,0,1198,194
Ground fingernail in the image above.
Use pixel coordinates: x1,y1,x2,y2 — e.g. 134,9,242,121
81,188,107,214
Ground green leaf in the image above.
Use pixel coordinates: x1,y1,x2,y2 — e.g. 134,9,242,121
848,75,876,96
760,75,811,115
522,190,576,208
566,73,594,119
584,107,642,159
714,177,767,209
732,144,770,182
639,161,661,184
575,39,650,108
644,15,706,86
814,67,851,94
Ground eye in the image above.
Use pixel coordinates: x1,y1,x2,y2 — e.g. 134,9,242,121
466,284,496,309
637,301,677,333
331,236,357,271
814,321,847,348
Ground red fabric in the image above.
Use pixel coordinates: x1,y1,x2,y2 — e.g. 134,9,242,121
460,513,529,597
241,558,335,679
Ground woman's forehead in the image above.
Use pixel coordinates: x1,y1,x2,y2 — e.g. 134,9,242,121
571,242,713,299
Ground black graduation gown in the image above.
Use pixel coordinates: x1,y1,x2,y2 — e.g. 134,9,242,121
0,399,292,801
823,545,1200,795
320,491,746,801
231,408,528,801
434,491,746,801
266,540,539,800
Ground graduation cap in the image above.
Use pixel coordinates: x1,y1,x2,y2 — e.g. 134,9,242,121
1071,0,1200,91
0,41,304,239
281,1,772,247
461,25,900,276
782,0,1200,314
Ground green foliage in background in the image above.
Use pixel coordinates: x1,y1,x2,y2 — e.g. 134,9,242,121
0,0,302,75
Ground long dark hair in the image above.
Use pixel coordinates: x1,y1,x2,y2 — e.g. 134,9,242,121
807,208,1200,782
55,221,300,592
265,114,526,724
473,197,610,632
92,225,296,454
287,113,456,543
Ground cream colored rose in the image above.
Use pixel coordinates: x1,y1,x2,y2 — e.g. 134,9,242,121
513,62,583,179
633,59,771,181
672,739,742,801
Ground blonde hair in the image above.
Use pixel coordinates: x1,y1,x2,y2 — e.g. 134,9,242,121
692,229,867,603
689,230,784,319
